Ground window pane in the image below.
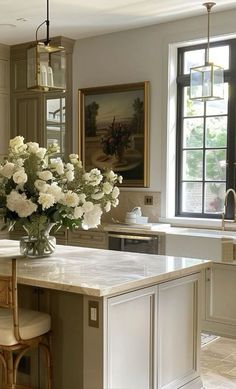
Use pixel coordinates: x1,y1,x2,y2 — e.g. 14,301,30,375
183,118,204,148
182,182,202,213
184,87,204,117
184,49,205,74
205,116,227,148
183,150,203,180
209,46,229,70
205,149,226,181
206,83,228,115
204,182,226,214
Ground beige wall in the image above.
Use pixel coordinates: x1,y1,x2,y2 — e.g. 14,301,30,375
72,8,236,218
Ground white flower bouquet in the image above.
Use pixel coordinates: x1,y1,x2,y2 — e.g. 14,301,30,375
0,136,121,256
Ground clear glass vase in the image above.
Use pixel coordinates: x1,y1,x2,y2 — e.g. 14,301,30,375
20,223,56,258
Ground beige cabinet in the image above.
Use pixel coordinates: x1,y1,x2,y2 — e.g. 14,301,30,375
203,263,236,337
0,44,10,156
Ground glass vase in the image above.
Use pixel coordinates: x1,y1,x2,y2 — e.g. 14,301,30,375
20,223,56,258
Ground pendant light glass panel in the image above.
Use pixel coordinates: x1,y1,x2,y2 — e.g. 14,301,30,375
27,43,66,91
190,63,224,101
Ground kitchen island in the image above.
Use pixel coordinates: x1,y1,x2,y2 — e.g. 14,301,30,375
0,239,210,389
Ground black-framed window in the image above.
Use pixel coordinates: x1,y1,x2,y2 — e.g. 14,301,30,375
176,39,236,219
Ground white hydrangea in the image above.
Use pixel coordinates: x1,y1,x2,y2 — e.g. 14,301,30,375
36,147,47,160
13,169,27,185
38,170,53,181
6,190,22,212
106,170,118,182
82,201,94,213
0,162,15,178
50,158,64,175
104,201,111,212
65,170,74,182
69,154,79,164
112,186,120,199
61,191,79,207
46,183,63,202
103,182,113,194
27,142,39,154
66,163,74,171
112,198,119,207
82,204,102,229
78,193,86,204
38,193,55,210
83,168,103,186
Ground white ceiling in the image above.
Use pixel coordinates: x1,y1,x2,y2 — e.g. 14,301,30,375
1,0,236,45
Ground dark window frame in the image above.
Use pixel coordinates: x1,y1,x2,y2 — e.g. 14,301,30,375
176,38,236,219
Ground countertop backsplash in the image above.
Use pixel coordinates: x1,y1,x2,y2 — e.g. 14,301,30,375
101,190,161,223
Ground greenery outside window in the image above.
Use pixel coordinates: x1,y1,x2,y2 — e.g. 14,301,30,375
176,39,236,219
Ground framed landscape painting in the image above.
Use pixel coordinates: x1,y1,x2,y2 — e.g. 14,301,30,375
78,81,150,187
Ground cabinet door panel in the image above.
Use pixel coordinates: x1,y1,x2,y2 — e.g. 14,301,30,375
12,96,42,142
158,274,200,389
206,263,236,325
106,287,156,389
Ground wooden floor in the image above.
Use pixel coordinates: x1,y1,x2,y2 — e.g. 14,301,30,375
201,336,236,388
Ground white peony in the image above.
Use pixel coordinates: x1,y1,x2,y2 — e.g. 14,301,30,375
106,170,117,182
82,204,102,229
6,190,22,212
9,136,26,153
61,191,79,207
34,179,48,193
50,158,64,175
0,162,15,178
38,170,53,181
112,186,120,199
17,198,37,217
38,193,55,209
13,169,27,185
103,182,113,194
74,206,84,219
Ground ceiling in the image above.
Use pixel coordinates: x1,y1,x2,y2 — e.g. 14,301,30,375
1,0,236,45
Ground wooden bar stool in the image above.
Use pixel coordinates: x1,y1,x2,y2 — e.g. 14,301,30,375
0,256,52,389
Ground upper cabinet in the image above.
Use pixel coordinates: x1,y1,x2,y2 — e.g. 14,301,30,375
10,36,74,155
0,44,10,156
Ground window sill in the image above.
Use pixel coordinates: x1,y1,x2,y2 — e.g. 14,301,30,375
159,216,235,230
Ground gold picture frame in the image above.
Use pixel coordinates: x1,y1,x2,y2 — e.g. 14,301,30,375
78,81,150,187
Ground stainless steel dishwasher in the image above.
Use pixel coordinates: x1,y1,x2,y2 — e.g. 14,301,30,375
108,233,159,254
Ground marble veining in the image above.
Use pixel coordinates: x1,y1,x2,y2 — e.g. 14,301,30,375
0,239,210,297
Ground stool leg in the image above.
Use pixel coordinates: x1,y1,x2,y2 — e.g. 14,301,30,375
3,351,13,385
39,343,52,389
0,352,7,384
13,347,29,385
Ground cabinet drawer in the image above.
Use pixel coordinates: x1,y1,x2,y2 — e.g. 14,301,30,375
68,230,108,249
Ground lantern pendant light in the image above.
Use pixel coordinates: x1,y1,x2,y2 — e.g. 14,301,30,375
190,2,224,101
27,0,66,91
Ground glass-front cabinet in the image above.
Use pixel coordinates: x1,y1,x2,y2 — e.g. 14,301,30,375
46,96,66,157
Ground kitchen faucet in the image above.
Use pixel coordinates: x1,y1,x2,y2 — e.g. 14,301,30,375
222,188,236,230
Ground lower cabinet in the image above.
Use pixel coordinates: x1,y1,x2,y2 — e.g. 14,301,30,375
105,274,201,389
67,229,108,249
203,263,236,337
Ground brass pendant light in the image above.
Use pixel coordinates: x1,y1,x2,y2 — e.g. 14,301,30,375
27,0,66,91
190,2,224,101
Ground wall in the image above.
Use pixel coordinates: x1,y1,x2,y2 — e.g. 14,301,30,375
72,8,236,219
0,44,10,158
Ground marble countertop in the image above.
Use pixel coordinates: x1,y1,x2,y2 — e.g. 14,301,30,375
0,240,211,297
